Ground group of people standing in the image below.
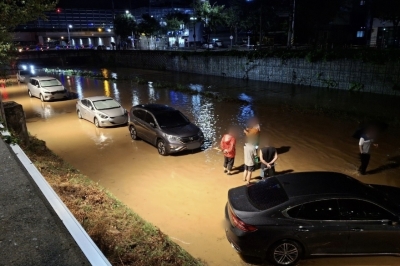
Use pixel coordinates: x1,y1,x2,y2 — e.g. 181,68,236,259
220,117,278,184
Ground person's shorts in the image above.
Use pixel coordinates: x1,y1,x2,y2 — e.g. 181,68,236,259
224,157,235,170
244,165,255,172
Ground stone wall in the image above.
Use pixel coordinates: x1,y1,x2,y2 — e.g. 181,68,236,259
97,51,400,95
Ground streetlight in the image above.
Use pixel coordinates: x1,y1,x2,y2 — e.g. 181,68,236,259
67,25,72,45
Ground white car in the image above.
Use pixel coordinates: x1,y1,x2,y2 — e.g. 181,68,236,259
17,70,31,83
76,96,128,128
27,77,69,102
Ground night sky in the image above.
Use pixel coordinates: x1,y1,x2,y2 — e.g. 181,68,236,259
57,0,231,9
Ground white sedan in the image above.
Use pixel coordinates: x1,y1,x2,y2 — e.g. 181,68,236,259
76,96,128,128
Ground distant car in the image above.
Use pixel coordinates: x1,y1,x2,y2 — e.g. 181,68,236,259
76,96,128,128
96,45,110,50
27,77,69,102
225,172,400,266
17,70,32,83
128,104,204,155
202,43,214,49
82,44,93,49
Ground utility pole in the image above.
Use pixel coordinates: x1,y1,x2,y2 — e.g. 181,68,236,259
287,0,296,48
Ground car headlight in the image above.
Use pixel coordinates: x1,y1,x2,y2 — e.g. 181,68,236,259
98,113,108,119
163,133,179,142
43,90,51,94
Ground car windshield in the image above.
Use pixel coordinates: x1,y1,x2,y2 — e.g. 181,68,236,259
93,99,120,110
154,111,189,128
247,177,289,210
40,79,62,87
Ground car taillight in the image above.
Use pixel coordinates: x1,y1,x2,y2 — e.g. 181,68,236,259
229,205,257,232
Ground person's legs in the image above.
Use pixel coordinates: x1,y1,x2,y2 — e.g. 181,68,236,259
243,168,248,182
223,156,228,173
227,157,234,175
359,153,370,175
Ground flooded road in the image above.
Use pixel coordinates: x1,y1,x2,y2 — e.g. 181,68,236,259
3,68,400,266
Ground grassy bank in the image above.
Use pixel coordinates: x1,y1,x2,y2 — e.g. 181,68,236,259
20,135,204,266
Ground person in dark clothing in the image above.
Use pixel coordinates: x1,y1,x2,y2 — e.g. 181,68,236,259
259,144,278,179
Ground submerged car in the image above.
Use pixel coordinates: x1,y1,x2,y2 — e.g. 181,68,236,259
27,77,68,101
128,104,204,155
76,96,128,128
225,172,400,266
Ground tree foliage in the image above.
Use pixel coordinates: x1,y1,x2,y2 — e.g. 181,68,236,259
373,0,400,43
194,0,227,42
137,14,160,36
0,0,56,78
114,13,137,40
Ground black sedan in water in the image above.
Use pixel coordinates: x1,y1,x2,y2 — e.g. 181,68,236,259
225,172,400,266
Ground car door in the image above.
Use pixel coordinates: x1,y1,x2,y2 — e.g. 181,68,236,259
132,109,147,139
29,79,37,97
286,199,349,255
79,99,88,120
338,199,400,254
86,100,96,122
142,112,158,144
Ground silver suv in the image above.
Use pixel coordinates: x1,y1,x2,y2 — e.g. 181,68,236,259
27,76,68,102
128,104,204,155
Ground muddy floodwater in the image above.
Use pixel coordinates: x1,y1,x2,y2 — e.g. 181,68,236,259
3,68,400,266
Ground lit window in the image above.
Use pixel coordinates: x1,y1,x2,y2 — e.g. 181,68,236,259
360,0,365,5
357,31,365,38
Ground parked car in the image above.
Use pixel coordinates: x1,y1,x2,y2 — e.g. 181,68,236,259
17,70,32,83
202,43,214,49
27,77,69,102
128,104,204,155
76,96,128,128
225,172,400,266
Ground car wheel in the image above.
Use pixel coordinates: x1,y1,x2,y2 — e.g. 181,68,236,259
268,240,302,266
28,90,32,98
94,117,101,128
157,139,168,156
129,125,139,140
77,110,82,119
40,94,45,102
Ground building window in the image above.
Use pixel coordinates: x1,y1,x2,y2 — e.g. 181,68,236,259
357,31,365,38
360,0,365,5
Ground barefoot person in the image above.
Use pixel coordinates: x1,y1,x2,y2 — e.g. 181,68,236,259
358,128,378,175
260,143,278,179
220,127,236,175
243,142,256,184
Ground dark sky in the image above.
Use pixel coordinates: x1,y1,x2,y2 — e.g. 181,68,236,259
57,0,231,9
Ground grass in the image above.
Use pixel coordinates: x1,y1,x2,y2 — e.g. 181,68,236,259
20,135,205,266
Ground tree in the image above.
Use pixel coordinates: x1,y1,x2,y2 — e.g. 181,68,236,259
195,0,227,44
114,13,137,40
137,14,160,36
373,0,400,47
164,17,182,45
0,0,56,78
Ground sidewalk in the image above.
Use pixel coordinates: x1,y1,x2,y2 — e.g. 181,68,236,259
0,139,90,266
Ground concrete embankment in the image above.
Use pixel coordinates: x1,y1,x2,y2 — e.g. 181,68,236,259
0,138,90,266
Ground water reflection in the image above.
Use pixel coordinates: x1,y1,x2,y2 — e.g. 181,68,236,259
31,101,54,119
132,91,140,106
169,91,189,107
78,120,113,148
189,84,203,92
148,84,156,102
104,80,110,97
75,76,83,99
237,104,255,127
113,82,120,102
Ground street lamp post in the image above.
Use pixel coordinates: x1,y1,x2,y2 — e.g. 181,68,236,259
67,25,72,45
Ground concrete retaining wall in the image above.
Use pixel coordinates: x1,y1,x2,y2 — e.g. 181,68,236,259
98,51,400,95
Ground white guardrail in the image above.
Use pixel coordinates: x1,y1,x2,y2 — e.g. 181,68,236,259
0,125,111,266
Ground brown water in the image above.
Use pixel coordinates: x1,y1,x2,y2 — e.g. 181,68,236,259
3,68,400,266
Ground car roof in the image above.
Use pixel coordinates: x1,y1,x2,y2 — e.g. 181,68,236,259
275,172,368,198
84,96,114,102
31,76,58,81
134,104,176,114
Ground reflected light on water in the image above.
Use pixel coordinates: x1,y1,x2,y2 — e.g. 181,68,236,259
169,91,189,107
31,101,53,119
75,77,83,99
104,80,110,97
132,91,140,106
189,84,203,92
237,104,255,126
148,85,156,102
238,93,253,103
113,82,120,102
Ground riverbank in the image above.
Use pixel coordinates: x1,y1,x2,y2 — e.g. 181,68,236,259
19,135,204,266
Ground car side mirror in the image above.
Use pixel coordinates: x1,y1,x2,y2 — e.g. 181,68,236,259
90,106,94,110
149,122,156,128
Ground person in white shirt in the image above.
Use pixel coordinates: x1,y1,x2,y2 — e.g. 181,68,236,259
358,129,378,175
